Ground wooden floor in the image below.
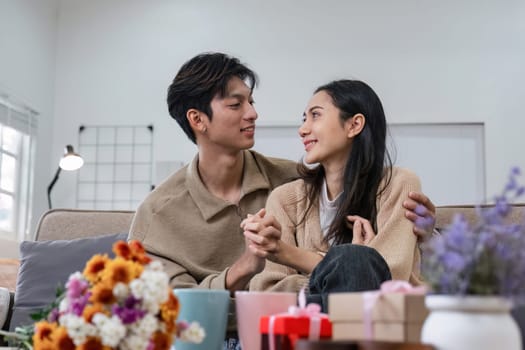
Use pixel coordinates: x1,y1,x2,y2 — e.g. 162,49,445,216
0,258,19,292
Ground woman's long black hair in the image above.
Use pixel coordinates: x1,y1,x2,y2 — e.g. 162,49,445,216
298,79,392,245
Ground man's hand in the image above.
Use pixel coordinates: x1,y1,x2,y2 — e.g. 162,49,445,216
403,191,436,241
242,210,285,263
224,209,267,293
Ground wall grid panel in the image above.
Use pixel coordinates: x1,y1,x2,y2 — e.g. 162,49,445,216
76,125,153,210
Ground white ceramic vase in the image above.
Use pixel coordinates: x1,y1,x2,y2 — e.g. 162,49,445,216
421,295,522,350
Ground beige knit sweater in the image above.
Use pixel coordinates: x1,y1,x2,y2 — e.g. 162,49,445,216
249,167,423,292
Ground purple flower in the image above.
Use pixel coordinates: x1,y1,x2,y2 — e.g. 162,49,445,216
112,296,147,324
47,308,59,322
69,293,90,316
422,166,525,301
441,251,468,271
66,275,88,299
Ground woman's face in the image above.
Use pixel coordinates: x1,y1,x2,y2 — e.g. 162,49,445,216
299,90,353,169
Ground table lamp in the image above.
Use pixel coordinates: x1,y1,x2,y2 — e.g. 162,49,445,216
47,144,84,209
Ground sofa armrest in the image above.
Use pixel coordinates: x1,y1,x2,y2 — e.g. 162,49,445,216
1,287,14,334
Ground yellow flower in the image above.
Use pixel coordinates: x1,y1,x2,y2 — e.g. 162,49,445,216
101,257,143,288
160,292,180,333
83,254,110,284
32,321,57,350
52,326,75,350
89,281,115,304
76,337,111,350
82,303,108,322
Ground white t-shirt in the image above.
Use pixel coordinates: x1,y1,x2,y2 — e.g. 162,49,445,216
319,179,343,238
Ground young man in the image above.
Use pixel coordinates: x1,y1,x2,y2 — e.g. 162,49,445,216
129,52,436,292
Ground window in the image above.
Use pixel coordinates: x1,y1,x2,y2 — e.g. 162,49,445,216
0,95,38,241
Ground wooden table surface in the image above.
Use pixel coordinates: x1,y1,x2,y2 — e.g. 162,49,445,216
295,340,434,350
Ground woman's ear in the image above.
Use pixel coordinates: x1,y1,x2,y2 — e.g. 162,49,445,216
187,109,208,134
346,113,365,138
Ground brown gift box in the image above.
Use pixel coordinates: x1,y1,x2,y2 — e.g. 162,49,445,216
328,292,429,343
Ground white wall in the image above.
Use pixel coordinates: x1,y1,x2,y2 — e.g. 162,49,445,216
0,0,59,240
6,0,525,220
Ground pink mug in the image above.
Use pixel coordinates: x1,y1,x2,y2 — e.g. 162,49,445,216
235,291,297,350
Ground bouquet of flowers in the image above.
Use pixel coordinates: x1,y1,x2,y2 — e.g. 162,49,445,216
421,167,525,302
0,240,204,350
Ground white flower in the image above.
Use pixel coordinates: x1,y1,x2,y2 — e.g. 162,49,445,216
113,282,129,300
129,313,159,338
179,321,206,344
130,279,147,299
119,333,150,350
92,313,126,347
131,270,169,313
147,260,163,271
58,298,69,313
59,314,97,346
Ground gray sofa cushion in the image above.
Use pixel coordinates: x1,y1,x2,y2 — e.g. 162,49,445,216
10,232,128,331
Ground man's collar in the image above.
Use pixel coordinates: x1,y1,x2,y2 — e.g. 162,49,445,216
186,150,271,221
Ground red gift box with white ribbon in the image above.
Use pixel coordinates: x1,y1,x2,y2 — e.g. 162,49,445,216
260,291,332,350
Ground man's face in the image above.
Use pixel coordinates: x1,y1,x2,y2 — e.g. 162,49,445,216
206,76,258,152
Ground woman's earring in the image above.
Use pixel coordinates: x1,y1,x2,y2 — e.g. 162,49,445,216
202,127,207,133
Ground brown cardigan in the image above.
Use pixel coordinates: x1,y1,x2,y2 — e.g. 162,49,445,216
250,167,423,292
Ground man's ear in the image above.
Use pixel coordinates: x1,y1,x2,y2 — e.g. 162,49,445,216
346,113,365,138
187,109,207,134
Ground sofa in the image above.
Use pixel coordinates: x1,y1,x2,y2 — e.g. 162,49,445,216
1,205,524,346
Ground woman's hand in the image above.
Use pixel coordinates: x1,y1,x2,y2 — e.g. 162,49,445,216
346,215,376,245
242,209,286,263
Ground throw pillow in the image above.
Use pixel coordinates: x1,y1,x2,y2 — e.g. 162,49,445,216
9,233,128,331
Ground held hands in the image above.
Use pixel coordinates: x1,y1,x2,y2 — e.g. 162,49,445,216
240,209,285,264
234,209,268,276
346,215,376,245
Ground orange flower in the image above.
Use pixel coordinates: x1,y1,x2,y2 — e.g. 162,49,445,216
128,240,152,264
160,291,180,331
82,303,108,322
102,257,143,288
52,326,75,350
112,240,151,264
113,240,132,260
76,337,111,350
90,282,115,304
33,321,57,350
150,331,172,350
83,254,110,283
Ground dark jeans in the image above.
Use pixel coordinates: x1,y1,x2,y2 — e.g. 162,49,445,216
223,338,241,350
307,244,392,312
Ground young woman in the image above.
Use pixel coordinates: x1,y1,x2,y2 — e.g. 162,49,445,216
242,79,423,310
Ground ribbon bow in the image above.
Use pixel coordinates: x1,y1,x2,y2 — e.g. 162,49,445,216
362,280,427,340
268,288,324,350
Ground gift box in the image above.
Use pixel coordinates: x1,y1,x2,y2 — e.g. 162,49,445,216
260,304,332,350
328,282,429,343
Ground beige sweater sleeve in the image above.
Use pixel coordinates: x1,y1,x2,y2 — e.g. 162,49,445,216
370,167,422,284
249,183,309,292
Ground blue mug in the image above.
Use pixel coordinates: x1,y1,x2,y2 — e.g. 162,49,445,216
172,289,230,350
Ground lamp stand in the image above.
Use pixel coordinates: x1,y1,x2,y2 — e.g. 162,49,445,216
47,166,62,209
